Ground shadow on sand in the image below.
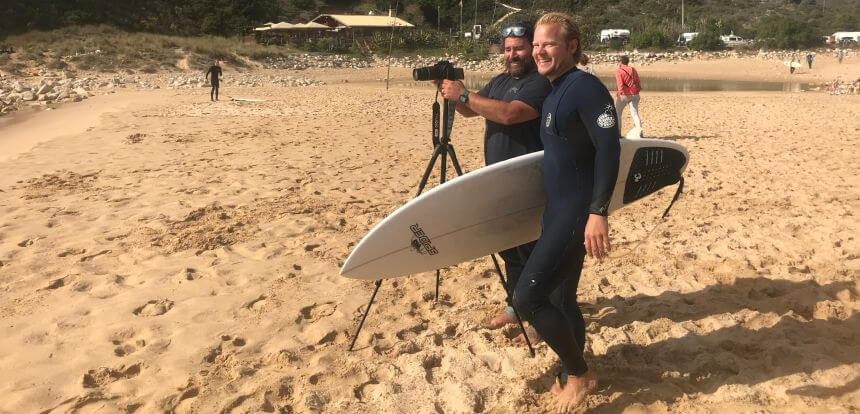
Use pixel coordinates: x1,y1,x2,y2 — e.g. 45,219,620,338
528,277,858,411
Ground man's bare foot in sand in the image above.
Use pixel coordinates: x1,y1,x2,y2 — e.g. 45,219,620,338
513,325,542,344
482,310,517,330
550,370,597,413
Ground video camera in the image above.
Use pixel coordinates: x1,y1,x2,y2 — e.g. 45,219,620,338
412,60,464,81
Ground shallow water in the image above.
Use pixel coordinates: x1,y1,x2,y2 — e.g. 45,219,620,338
395,75,812,92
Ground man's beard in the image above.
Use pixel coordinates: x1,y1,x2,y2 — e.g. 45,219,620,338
506,56,534,77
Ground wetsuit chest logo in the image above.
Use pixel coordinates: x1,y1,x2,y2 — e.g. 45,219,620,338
596,104,616,129
545,112,552,128
507,86,520,96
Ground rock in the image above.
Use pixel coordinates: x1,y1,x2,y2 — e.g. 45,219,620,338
21,91,35,101
36,82,54,95
73,87,89,96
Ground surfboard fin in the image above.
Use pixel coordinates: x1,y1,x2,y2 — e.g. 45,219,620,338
624,127,644,139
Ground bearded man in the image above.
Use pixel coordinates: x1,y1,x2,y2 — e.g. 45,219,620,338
438,21,551,339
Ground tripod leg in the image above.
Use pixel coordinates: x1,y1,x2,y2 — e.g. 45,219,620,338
348,279,383,351
415,144,444,197
446,145,465,176
489,254,535,357
435,145,448,301
434,269,441,302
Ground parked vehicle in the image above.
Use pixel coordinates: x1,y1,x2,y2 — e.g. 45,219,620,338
600,29,630,43
720,33,751,47
832,31,860,44
677,32,698,46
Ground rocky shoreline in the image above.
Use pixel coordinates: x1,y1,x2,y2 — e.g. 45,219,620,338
1,48,854,117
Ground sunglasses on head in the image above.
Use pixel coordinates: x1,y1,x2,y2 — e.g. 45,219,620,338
501,26,528,38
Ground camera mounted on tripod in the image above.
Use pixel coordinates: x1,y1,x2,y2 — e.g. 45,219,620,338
413,60,464,81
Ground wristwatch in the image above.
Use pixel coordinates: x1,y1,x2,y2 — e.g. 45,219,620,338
458,89,470,104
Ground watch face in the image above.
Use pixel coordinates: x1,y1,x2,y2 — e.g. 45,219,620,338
459,92,468,103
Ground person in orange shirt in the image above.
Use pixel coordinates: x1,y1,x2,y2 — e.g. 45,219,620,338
614,55,643,136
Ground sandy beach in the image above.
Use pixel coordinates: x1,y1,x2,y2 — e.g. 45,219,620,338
0,56,858,413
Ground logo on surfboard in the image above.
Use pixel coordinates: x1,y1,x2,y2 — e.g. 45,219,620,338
545,112,552,128
409,224,438,255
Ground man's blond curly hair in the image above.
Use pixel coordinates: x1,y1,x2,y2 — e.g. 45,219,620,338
535,12,582,64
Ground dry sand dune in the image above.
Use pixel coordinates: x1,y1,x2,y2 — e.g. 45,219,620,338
0,59,858,414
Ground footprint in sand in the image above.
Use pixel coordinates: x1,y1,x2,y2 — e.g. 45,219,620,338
79,250,111,262
17,238,39,247
81,363,143,388
296,302,337,324
113,338,147,357
243,294,268,312
44,276,68,290
58,248,87,257
133,299,174,316
395,322,429,341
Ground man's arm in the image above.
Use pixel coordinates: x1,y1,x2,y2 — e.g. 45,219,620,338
574,78,621,260
440,80,539,125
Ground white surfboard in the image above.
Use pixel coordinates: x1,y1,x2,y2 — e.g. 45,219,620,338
341,128,689,280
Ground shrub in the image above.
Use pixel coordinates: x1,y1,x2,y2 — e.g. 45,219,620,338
608,38,626,51
631,29,673,50
754,15,821,49
459,40,489,61
688,31,724,51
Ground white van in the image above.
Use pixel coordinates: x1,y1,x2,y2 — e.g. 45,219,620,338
833,32,860,44
600,29,630,43
677,32,698,45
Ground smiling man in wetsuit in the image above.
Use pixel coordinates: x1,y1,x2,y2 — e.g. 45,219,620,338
437,22,551,338
515,12,620,413
205,60,222,101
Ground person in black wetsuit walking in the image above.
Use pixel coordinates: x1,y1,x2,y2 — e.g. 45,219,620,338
515,12,620,413
206,60,222,101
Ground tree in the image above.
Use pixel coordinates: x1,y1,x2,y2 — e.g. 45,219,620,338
755,15,821,49
688,19,724,51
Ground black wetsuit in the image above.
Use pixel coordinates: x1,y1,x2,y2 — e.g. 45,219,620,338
512,68,620,377
206,65,222,101
477,70,551,305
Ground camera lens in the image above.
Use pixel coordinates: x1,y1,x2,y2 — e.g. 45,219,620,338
413,68,430,81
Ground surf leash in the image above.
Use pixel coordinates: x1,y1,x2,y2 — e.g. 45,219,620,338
609,177,684,259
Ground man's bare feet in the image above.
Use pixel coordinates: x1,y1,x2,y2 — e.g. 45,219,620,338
513,325,542,345
482,310,516,330
553,370,597,413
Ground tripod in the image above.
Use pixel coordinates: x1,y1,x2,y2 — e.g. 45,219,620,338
348,92,535,357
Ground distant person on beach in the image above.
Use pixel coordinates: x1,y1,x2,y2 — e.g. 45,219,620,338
615,55,643,136
205,60,223,101
789,56,798,75
437,21,551,340
836,49,844,64
806,53,814,69
579,53,595,75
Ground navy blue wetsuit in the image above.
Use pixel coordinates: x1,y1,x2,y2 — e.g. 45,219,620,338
512,68,620,376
